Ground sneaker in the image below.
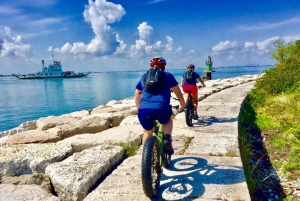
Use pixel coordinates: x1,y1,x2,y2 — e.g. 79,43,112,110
164,134,174,155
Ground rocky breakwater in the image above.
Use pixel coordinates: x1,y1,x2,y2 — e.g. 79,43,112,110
0,75,261,201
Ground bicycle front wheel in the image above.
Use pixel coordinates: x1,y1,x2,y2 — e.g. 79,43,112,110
141,136,161,198
185,99,193,127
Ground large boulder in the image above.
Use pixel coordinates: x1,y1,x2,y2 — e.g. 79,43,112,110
0,184,60,201
82,113,125,128
58,125,143,152
45,145,124,201
0,120,37,138
37,116,79,130
120,115,140,126
1,173,53,193
0,143,73,177
3,118,110,145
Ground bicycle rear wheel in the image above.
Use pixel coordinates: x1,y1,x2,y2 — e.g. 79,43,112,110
185,99,194,127
141,136,161,198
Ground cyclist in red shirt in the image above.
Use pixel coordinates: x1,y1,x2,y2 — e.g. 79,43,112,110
180,64,206,118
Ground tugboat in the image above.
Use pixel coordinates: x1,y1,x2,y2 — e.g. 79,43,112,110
12,54,91,79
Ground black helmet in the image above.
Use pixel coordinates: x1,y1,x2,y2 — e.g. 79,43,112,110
187,64,195,69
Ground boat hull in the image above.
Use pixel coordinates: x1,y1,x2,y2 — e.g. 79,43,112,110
12,72,91,79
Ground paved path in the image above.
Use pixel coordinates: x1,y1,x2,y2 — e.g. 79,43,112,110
83,82,254,201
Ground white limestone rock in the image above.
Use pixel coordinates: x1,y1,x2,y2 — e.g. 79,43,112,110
0,143,73,177
82,113,125,127
106,100,120,106
117,107,138,118
58,125,142,152
76,115,111,131
0,120,37,138
121,98,135,105
37,115,79,130
64,110,91,119
0,184,60,201
111,104,133,110
120,115,140,126
1,173,53,193
3,118,110,145
45,145,124,201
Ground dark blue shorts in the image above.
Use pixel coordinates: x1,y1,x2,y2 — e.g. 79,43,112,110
138,107,172,131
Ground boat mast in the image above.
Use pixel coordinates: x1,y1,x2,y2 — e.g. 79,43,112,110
52,51,54,61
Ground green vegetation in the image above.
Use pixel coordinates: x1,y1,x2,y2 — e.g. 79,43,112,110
178,137,194,155
239,38,300,200
119,142,140,158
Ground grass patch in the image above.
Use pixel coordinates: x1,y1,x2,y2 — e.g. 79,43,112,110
119,142,140,158
225,149,236,157
178,137,194,155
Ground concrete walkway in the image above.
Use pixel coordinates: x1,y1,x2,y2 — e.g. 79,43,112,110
83,82,254,201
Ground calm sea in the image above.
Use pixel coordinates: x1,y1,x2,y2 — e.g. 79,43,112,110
0,65,271,132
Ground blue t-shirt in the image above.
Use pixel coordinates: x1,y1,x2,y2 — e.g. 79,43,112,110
182,71,200,86
136,71,178,109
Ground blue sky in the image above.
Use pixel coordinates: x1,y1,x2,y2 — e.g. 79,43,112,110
0,0,300,74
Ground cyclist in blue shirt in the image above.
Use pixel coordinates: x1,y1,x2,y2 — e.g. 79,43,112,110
134,57,186,154
180,64,206,118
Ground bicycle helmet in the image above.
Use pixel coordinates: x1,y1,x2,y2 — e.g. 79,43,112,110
187,64,195,69
150,56,166,71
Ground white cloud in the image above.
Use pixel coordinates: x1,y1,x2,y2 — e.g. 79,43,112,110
114,34,126,55
239,16,300,31
32,18,63,26
0,27,33,58
164,36,173,52
211,40,237,53
138,22,153,40
256,37,278,50
146,0,169,5
0,5,20,15
176,46,182,54
4,0,58,8
129,25,175,58
244,42,255,48
51,0,126,57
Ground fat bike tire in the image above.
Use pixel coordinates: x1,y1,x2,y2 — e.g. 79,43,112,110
141,136,161,198
185,100,193,127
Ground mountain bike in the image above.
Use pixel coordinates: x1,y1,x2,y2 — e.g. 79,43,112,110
185,86,202,127
141,107,178,198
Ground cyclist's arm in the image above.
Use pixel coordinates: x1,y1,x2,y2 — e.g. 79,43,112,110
134,89,142,108
180,77,184,87
197,77,206,87
171,85,186,110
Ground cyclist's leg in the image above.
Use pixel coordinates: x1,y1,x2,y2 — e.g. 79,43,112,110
191,92,198,110
138,108,155,144
142,129,154,145
157,107,174,154
191,86,199,117
182,84,189,102
162,118,173,134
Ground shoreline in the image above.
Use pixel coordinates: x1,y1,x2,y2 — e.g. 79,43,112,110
0,74,262,142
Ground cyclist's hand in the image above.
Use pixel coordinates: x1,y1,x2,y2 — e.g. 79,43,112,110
178,105,186,113
177,108,185,113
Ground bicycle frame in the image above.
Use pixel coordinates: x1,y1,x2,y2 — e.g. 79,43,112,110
153,120,164,165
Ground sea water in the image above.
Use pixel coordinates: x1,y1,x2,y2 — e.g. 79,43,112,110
0,65,272,132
